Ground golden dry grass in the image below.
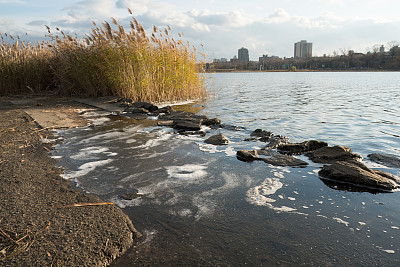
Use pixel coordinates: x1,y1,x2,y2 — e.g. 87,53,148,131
0,12,207,102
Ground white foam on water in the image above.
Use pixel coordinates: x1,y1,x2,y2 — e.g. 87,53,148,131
197,143,218,154
273,172,285,179
178,209,193,217
51,155,62,159
62,159,113,179
70,146,116,160
272,206,297,212
246,177,283,206
390,226,399,229
126,138,137,144
166,164,208,181
136,133,173,149
333,217,350,227
288,197,296,201
224,146,236,157
358,222,367,226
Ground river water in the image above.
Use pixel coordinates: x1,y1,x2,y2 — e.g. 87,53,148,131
52,72,400,266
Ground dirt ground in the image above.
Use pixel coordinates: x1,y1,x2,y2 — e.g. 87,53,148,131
0,96,139,266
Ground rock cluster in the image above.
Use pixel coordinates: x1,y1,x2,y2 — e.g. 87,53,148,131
239,128,400,191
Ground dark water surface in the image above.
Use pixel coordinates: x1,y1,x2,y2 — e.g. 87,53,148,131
53,72,400,266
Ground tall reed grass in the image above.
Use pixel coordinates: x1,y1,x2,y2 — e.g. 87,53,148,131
0,10,207,102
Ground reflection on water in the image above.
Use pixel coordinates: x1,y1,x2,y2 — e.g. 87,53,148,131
52,72,400,266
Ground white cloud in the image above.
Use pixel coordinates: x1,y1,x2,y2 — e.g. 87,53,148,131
0,0,25,3
63,0,116,19
116,0,149,14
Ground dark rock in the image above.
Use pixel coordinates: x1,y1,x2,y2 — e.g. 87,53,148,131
278,140,328,154
173,118,202,131
250,129,274,141
179,130,207,137
308,145,362,163
204,133,229,145
131,107,149,114
120,190,141,200
237,150,259,162
368,153,400,168
262,135,291,149
262,154,308,167
159,106,174,115
203,118,221,126
319,160,399,191
236,149,307,167
132,102,159,112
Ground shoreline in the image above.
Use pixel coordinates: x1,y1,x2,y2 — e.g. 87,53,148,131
0,96,139,266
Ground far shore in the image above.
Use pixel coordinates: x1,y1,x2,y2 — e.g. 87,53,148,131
205,68,400,73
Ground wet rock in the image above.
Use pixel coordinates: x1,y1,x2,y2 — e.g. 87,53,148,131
308,145,362,163
158,106,174,115
278,140,328,154
204,133,229,145
319,160,399,191
131,107,149,114
250,129,274,142
203,118,221,126
120,190,141,200
236,149,308,167
179,131,206,137
132,102,159,112
173,118,202,131
237,150,259,162
367,153,400,168
262,154,308,167
262,135,291,150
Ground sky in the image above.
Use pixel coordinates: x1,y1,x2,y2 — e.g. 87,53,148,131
1,0,400,60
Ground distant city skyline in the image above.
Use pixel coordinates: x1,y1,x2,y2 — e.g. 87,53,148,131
1,0,400,60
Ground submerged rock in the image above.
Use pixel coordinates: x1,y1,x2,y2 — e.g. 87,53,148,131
308,145,362,163
120,191,142,200
204,133,229,145
319,160,399,191
278,140,328,154
368,153,400,168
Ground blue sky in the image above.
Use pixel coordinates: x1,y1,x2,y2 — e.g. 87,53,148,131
1,0,400,60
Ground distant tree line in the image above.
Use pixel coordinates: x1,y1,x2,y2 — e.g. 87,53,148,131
209,41,400,71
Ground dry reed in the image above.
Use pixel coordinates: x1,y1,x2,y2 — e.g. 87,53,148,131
0,13,207,102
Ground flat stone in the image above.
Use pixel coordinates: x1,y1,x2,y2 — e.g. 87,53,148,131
308,145,362,163
278,140,328,154
319,160,399,191
250,129,274,141
132,102,159,112
204,133,229,145
261,154,308,167
203,118,221,126
157,120,174,126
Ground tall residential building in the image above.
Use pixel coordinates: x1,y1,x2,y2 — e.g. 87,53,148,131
238,47,249,62
294,40,312,58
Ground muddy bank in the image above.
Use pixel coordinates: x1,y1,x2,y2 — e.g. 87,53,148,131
0,97,138,266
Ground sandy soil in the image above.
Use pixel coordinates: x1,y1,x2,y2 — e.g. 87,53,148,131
0,96,139,266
